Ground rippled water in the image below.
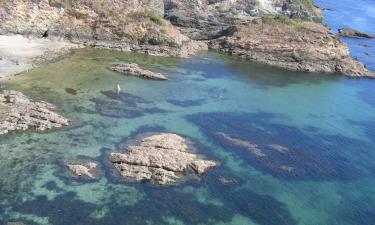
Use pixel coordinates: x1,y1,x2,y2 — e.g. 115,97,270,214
0,47,374,225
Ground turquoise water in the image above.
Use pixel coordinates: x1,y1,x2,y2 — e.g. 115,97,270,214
1,3,375,223
0,47,375,225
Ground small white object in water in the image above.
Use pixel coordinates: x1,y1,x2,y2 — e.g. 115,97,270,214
117,83,121,94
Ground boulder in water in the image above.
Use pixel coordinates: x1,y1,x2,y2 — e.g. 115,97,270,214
66,161,99,179
110,133,218,185
111,63,168,80
338,28,374,39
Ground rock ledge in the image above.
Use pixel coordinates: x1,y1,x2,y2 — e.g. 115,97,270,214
0,90,69,135
111,63,169,80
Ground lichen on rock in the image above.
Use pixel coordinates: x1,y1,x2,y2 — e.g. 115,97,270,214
110,133,219,185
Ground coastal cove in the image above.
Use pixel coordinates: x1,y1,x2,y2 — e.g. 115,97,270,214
1,48,375,225
1,0,375,224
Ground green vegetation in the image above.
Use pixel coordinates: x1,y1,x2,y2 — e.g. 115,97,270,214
48,0,76,8
261,15,306,26
4,95,11,104
290,0,315,10
128,10,163,25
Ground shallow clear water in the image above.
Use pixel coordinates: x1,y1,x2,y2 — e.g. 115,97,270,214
0,47,375,225
1,2,375,223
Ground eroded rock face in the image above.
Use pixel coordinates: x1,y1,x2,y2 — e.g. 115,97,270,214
110,133,218,185
111,63,168,80
0,90,69,135
66,162,98,179
164,0,322,40
209,19,375,77
0,0,207,58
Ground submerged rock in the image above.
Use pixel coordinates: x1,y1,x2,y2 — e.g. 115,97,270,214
0,90,69,135
111,63,168,80
66,161,98,179
216,132,266,157
188,112,357,181
64,88,77,95
110,133,218,185
339,28,374,39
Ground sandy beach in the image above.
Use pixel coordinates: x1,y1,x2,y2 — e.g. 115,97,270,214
0,35,79,80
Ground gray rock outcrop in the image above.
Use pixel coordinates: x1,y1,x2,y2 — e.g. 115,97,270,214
209,18,375,77
110,133,218,185
66,162,98,179
338,28,374,39
0,90,69,135
111,63,169,80
164,0,322,40
0,0,207,58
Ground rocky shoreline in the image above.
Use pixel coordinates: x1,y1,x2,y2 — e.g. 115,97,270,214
0,90,69,135
209,18,374,77
0,0,373,77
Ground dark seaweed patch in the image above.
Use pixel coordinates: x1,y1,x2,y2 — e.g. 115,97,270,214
216,186,296,225
15,192,97,225
167,99,204,107
42,181,63,192
65,88,77,95
14,185,296,225
93,98,168,118
92,91,168,118
101,91,150,105
187,112,362,181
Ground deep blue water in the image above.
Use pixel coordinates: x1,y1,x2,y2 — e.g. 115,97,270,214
0,1,375,224
316,0,375,71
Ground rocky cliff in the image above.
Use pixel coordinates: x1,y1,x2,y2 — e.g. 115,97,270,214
0,0,320,54
164,0,322,40
0,0,372,77
0,0,206,57
209,18,374,77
